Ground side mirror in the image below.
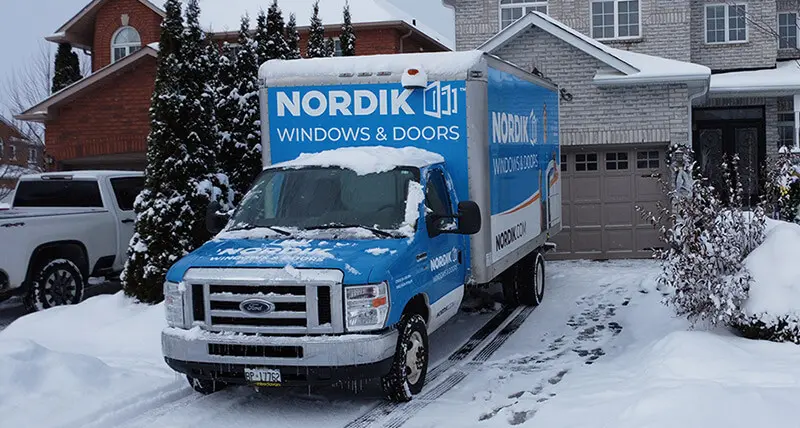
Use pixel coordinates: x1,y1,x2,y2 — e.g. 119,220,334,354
456,201,481,235
205,201,227,235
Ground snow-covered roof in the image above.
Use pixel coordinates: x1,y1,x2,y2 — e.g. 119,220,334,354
710,60,800,97
260,50,485,86
49,0,453,50
268,146,445,175
479,11,710,86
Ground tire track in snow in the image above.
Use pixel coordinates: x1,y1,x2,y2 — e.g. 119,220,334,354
345,305,536,428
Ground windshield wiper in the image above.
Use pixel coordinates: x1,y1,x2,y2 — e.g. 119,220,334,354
226,225,292,236
305,223,395,238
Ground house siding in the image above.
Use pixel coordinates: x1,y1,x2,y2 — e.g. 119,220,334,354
93,0,162,72
0,121,43,192
690,0,777,71
494,27,689,148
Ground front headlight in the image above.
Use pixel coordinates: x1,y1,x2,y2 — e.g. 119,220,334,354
345,282,389,332
164,281,186,328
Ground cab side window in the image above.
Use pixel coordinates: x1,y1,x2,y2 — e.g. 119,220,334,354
425,169,456,233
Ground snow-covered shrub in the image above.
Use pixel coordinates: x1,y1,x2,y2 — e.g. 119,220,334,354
735,221,800,343
764,146,800,222
639,145,766,326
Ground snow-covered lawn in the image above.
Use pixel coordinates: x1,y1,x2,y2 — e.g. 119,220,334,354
3,260,800,428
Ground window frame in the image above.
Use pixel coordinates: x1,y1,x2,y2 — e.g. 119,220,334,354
27,147,36,165
499,0,549,30
778,12,798,50
636,150,661,170
9,144,16,161
0,139,4,161
590,0,642,41
778,110,795,149
111,26,142,63
704,3,749,44
574,153,599,172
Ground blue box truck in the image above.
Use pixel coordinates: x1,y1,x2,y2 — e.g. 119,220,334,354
161,50,561,402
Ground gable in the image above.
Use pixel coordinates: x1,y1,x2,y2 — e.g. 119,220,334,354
47,0,164,50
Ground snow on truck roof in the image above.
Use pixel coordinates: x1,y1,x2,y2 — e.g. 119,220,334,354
19,170,144,181
268,146,445,175
260,50,486,85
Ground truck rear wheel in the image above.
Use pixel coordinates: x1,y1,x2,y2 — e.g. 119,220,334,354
187,376,227,395
382,313,429,402
518,252,546,306
23,259,85,312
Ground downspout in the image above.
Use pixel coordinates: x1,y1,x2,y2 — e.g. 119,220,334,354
687,80,710,152
399,28,414,53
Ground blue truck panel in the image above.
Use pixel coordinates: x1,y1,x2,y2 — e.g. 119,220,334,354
486,67,560,264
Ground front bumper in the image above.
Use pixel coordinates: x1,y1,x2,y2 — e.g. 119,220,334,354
162,326,398,385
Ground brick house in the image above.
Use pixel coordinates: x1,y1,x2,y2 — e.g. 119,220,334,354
444,0,799,260
0,116,44,198
16,0,451,172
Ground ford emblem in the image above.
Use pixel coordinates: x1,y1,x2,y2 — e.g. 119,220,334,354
240,299,275,315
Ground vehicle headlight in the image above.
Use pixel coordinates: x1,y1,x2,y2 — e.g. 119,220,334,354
345,282,389,332
164,281,186,328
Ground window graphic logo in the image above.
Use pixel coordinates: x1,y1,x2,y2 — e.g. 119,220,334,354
424,81,460,118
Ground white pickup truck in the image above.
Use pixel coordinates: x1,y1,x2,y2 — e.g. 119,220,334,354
0,170,144,311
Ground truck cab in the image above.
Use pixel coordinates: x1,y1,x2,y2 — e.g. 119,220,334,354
162,146,481,401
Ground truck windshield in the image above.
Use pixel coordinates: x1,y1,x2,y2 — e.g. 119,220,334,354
228,166,420,234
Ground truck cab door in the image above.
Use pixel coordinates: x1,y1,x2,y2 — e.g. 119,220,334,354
108,176,145,272
422,167,467,331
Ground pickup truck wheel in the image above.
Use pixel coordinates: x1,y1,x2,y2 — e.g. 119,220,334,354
23,259,85,312
518,252,546,306
187,376,227,395
382,313,429,402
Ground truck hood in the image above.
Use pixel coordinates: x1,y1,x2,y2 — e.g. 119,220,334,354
166,237,410,284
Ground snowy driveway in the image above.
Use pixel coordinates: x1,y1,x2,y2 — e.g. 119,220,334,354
0,260,661,428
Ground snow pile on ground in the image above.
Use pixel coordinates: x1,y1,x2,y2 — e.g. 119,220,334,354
531,328,800,428
270,146,444,175
743,221,800,319
0,292,178,428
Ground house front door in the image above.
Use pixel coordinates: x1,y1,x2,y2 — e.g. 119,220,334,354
692,107,766,206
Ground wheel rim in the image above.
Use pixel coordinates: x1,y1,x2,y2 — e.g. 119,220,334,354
535,258,544,298
405,331,425,385
43,269,78,306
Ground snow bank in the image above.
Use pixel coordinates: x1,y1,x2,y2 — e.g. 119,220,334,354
532,329,800,428
269,146,444,175
742,220,800,320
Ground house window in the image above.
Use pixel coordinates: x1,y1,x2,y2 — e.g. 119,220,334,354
637,151,660,169
334,39,343,56
705,4,747,44
560,154,567,172
575,153,598,171
9,144,16,161
779,112,795,148
112,27,142,62
0,139,4,160
779,13,798,49
605,152,629,170
500,0,548,29
28,147,37,165
591,0,640,40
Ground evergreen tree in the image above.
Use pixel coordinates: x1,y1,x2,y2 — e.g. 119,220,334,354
52,43,82,92
265,0,290,61
122,0,230,303
325,38,336,57
339,1,356,56
285,13,301,59
254,9,270,65
122,0,187,303
307,0,327,58
217,15,263,203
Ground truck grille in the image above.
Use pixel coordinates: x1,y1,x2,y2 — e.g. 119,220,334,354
185,268,344,335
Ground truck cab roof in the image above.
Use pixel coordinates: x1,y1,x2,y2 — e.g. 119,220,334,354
18,170,144,181
267,146,445,175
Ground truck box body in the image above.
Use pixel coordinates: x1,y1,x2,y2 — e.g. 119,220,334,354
260,51,561,284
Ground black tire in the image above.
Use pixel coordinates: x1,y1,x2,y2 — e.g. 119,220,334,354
501,263,520,307
518,252,546,306
381,313,429,402
187,376,227,395
23,259,85,312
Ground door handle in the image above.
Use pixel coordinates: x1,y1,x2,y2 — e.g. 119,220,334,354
121,219,134,224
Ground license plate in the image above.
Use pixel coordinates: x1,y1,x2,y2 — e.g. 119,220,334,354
244,368,282,386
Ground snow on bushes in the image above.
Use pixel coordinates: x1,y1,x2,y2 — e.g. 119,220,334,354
736,221,800,343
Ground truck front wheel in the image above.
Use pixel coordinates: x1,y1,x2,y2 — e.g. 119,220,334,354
23,259,85,312
382,313,429,402
519,252,546,306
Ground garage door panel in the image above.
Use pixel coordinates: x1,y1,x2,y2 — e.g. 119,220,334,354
571,176,602,202
561,176,572,200
636,227,664,251
604,176,633,201
605,229,634,252
603,202,633,226
551,230,572,253
561,203,571,226
633,201,663,226
635,176,666,201
571,229,602,252
573,204,601,226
